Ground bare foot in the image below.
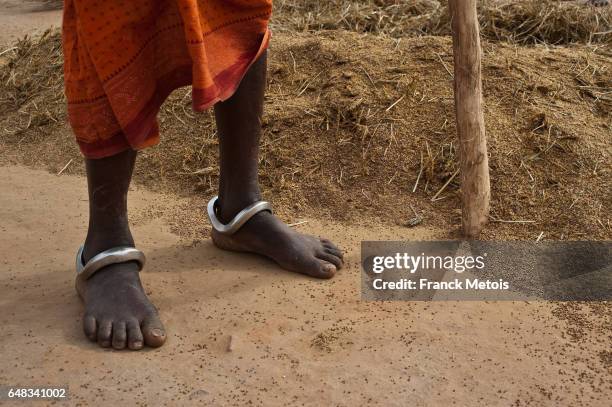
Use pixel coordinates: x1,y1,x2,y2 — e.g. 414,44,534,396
76,260,166,350
212,211,344,279
211,51,342,278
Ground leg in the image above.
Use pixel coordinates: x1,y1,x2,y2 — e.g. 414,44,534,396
212,52,344,278
78,149,166,350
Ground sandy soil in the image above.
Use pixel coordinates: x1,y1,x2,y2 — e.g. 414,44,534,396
0,1,61,47
0,2,610,406
1,166,610,406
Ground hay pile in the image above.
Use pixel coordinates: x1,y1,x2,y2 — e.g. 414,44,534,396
40,0,63,9
1,27,609,240
27,0,612,45
272,0,612,45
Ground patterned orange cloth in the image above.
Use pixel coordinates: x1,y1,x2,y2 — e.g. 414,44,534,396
62,0,272,158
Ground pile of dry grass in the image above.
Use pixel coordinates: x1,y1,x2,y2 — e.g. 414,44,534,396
272,0,442,36
0,31,64,133
272,0,612,44
1,29,610,240
25,0,612,45
42,0,63,9
473,0,612,44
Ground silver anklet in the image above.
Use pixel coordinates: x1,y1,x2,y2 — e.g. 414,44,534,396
76,245,145,281
207,195,272,235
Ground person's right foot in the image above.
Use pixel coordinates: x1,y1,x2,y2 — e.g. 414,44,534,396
76,260,166,350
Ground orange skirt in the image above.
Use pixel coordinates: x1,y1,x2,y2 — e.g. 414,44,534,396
62,0,272,158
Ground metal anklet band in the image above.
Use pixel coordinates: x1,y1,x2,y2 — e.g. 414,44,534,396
207,195,272,235
76,245,146,280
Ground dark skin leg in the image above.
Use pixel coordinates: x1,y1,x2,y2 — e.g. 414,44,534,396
212,51,344,278
76,51,340,349
78,149,166,350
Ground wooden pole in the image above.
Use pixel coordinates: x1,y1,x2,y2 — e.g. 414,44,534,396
449,0,490,237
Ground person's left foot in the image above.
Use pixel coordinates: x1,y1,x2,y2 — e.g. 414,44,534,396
211,211,343,279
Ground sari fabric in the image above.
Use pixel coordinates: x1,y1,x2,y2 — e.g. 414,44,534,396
62,0,272,158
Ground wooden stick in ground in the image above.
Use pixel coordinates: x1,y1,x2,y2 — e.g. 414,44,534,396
449,0,491,237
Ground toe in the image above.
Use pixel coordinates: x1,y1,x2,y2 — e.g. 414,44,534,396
318,262,337,279
142,315,166,348
324,246,344,259
321,239,341,253
97,320,113,348
127,320,144,350
83,315,97,342
317,251,343,269
112,321,127,350
306,258,336,279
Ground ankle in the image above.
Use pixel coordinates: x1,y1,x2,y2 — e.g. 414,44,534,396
83,226,134,262
216,189,262,223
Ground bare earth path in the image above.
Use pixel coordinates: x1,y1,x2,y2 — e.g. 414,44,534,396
0,1,61,48
1,166,610,406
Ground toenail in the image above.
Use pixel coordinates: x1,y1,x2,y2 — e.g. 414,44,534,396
324,264,336,273
133,341,143,348
151,329,163,337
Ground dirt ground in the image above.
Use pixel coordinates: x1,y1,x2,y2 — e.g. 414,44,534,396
2,166,610,406
0,1,61,47
0,1,610,406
